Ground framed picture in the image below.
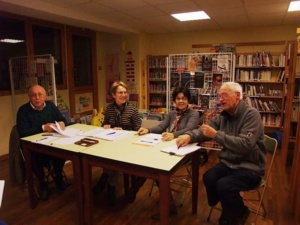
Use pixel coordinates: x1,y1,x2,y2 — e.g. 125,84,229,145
75,92,93,114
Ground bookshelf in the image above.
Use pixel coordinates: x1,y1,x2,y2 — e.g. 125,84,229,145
234,51,286,130
147,55,167,112
281,41,300,166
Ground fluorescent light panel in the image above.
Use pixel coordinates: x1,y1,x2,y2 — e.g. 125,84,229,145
288,1,300,11
0,38,24,43
171,11,210,22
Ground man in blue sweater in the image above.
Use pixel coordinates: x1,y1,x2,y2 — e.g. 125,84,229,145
17,85,67,200
176,82,266,225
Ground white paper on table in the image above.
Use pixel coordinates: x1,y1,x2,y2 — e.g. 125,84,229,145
0,180,4,207
92,129,131,141
133,133,162,146
50,121,83,137
31,136,58,144
161,144,200,156
52,136,83,145
81,128,105,137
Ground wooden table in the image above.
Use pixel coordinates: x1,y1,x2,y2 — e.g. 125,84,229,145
21,124,103,225
81,133,200,225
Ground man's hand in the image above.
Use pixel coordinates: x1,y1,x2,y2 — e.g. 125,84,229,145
200,124,217,138
58,121,65,130
176,134,191,147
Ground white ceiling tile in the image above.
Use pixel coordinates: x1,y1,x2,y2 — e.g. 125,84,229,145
1,0,299,34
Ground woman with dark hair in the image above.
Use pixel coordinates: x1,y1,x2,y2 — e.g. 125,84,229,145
93,81,141,205
119,86,200,220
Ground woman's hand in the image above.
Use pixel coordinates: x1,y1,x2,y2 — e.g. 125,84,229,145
137,127,149,135
176,134,191,147
161,132,174,141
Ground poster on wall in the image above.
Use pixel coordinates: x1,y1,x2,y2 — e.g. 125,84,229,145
75,92,93,114
106,54,119,103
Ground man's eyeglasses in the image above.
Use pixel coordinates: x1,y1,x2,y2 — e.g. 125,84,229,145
175,97,188,101
29,93,45,98
218,92,236,99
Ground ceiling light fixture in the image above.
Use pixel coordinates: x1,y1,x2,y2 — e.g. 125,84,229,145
0,38,24,43
171,11,210,22
288,1,300,11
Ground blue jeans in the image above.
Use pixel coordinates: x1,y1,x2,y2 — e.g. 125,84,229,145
203,162,261,220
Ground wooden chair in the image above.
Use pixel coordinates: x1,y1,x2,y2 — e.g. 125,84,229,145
207,134,278,224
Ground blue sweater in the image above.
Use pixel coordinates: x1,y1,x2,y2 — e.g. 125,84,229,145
17,101,66,138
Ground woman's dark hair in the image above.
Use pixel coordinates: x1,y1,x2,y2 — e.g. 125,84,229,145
172,86,191,102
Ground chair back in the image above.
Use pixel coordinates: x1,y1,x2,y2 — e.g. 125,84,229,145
263,135,278,181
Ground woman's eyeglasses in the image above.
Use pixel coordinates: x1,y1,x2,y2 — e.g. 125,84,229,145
175,97,188,101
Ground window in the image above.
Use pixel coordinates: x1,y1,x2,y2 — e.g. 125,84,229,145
72,35,93,86
0,15,27,92
32,25,64,86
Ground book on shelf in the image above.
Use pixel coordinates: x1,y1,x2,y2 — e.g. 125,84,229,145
180,72,190,88
217,54,229,71
189,88,199,105
202,55,212,71
194,72,204,88
212,73,223,88
187,55,199,72
200,94,210,109
170,72,180,87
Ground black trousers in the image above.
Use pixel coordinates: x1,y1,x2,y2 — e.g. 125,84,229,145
203,162,261,220
31,151,65,184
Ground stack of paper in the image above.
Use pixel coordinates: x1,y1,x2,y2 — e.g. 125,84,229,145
161,144,200,156
50,121,83,137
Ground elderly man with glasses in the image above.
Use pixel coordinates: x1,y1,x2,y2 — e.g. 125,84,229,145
177,82,266,225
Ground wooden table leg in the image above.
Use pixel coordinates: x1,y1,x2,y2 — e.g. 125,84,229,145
22,143,38,208
159,174,170,225
192,150,200,214
83,157,93,225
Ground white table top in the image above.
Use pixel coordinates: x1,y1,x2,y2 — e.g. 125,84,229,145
21,123,188,171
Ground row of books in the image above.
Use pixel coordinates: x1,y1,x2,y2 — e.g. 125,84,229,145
149,84,166,93
235,69,279,82
244,97,281,112
149,57,166,68
149,71,166,80
149,96,166,106
235,52,285,67
261,114,281,127
242,84,282,97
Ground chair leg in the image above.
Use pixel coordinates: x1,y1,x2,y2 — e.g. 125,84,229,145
148,180,156,196
207,207,214,222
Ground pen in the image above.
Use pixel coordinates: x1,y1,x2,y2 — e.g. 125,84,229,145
169,152,176,156
36,137,48,142
107,132,116,135
177,145,181,150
